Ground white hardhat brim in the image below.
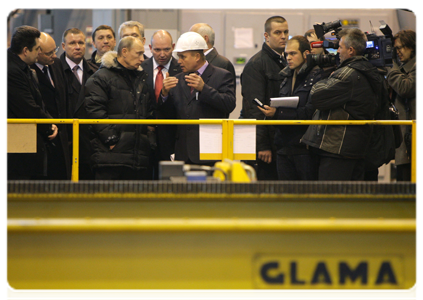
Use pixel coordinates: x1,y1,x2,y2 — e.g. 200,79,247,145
173,31,208,53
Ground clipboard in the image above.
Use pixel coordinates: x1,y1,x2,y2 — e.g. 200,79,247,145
269,96,299,108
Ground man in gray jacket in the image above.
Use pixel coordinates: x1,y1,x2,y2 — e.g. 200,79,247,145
301,28,382,181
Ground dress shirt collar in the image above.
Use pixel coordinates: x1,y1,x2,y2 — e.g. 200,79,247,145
65,56,84,71
196,60,209,76
204,47,213,56
35,62,47,71
153,57,172,71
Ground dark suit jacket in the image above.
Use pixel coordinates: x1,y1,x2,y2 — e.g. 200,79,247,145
60,53,96,169
7,49,52,179
206,47,236,93
141,57,182,161
31,59,71,178
159,63,236,164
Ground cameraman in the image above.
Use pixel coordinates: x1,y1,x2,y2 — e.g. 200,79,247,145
387,30,416,181
304,29,327,55
258,36,323,180
301,28,382,181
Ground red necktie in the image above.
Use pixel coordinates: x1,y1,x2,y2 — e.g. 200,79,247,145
155,65,164,102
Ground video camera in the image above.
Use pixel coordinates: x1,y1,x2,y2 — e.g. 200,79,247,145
307,19,394,68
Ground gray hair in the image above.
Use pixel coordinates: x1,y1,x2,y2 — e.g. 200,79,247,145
338,28,367,56
191,23,215,46
118,20,144,38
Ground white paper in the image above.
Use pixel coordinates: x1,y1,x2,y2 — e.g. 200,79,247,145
234,28,254,49
233,124,256,154
199,124,222,154
270,96,299,108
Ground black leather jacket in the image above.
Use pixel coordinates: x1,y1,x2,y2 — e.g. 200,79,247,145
240,42,286,152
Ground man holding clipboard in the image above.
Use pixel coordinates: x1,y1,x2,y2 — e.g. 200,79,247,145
258,36,323,180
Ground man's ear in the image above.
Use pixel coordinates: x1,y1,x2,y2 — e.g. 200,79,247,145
303,50,310,60
22,46,29,57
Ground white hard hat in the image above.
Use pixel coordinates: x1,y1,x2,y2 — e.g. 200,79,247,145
173,32,208,53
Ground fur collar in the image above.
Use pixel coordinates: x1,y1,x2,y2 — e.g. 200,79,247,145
100,51,143,71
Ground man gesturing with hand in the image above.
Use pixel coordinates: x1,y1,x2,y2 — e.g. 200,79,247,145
159,32,235,165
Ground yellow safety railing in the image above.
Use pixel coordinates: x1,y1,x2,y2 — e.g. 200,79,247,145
7,119,416,183
7,218,416,232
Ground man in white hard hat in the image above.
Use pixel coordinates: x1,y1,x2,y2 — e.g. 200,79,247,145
189,23,236,93
160,31,236,165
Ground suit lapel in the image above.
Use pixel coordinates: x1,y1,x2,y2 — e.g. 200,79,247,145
35,66,55,91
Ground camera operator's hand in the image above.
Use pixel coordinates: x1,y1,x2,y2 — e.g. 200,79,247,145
258,150,272,164
48,124,58,141
258,105,276,118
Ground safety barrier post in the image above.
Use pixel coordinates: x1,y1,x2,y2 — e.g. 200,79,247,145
71,119,80,182
222,120,234,161
411,120,416,183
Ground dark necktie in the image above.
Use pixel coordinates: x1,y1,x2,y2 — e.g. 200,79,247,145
43,66,54,87
155,65,164,102
72,65,81,85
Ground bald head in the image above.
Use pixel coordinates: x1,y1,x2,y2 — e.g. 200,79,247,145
149,30,175,66
189,23,214,49
37,32,57,65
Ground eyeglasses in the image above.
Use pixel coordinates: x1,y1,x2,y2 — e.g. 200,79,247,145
44,47,59,57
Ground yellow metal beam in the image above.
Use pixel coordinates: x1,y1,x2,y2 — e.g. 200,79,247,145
72,119,79,182
7,118,416,182
412,120,416,182
8,218,416,232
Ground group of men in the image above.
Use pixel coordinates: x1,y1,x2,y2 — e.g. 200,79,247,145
8,15,415,182
8,20,236,180
242,16,415,182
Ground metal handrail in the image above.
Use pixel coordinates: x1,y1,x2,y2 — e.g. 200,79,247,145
7,218,416,232
7,118,416,183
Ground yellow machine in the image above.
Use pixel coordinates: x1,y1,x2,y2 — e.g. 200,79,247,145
213,159,256,182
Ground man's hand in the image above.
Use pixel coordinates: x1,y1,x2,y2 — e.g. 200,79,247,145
258,105,276,118
185,73,204,92
162,72,179,97
258,150,272,164
48,124,58,141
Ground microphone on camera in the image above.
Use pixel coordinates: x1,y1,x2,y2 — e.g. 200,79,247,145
311,41,324,48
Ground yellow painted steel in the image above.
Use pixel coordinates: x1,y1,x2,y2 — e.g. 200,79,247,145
7,192,416,220
8,220,415,289
72,119,80,182
7,218,416,232
7,118,417,183
412,120,416,182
